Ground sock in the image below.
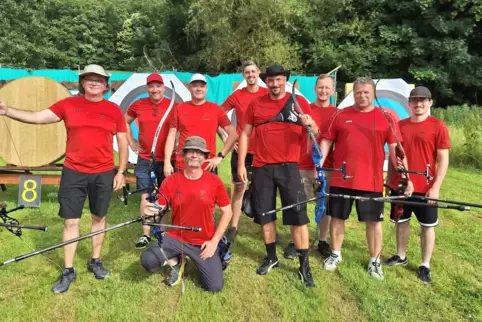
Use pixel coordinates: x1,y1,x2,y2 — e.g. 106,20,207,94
370,257,380,263
420,262,430,269
397,253,407,260
65,267,75,273
90,258,99,264
297,249,309,267
332,250,341,258
319,239,327,243
265,242,277,261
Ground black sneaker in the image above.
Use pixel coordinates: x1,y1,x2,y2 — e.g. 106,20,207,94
135,235,151,249
385,255,408,267
52,268,76,294
299,262,315,288
418,266,432,284
317,241,331,258
87,259,110,279
165,256,186,286
283,241,297,259
256,257,279,275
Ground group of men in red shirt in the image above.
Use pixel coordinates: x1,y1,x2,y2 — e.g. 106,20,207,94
0,60,450,294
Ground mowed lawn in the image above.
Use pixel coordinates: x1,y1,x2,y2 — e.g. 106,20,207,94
0,151,481,322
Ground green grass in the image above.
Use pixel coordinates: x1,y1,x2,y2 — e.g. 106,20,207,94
1,154,482,322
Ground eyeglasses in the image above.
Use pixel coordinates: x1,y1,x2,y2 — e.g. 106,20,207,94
84,79,106,84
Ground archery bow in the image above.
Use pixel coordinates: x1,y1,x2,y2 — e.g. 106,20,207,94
291,80,350,243
0,202,48,237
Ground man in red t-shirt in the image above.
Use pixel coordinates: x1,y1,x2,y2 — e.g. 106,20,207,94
292,73,338,260
125,73,177,249
238,65,318,288
318,77,413,280
141,136,232,292
385,87,450,284
163,73,238,176
221,60,268,237
0,64,128,294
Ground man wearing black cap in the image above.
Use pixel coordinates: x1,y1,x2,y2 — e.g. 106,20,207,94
238,65,317,288
141,136,232,292
385,86,451,284
125,73,178,249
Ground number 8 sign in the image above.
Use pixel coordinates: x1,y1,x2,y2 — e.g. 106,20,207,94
18,175,42,207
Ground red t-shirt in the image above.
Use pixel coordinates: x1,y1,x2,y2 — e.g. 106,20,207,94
126,97,176,161
49,96,127,173
245,93,311,167
299,103,338,170
222,86,269,154
159,171,231,245
322,106,401,192
170,101,232,170
389,116,451,193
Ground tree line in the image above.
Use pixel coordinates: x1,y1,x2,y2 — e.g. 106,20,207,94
1,0,482,106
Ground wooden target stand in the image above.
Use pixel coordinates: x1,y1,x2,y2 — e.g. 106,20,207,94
0,77,136,207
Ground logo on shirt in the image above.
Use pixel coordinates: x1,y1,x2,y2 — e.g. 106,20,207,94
345,120,352,123
75,109,83,113
200,112,210,121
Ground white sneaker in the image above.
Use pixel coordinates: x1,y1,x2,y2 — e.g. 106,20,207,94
324,253,342,271
368,261,384,280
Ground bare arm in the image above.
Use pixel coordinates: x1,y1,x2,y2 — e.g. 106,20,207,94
5,106,61,124
124,114,137,147
237,124,253,166
210,205,233,243
220,124,238,156
164,128,177,163
319,138,334,167
387,143,410,181
116,132,129,174
431,149,449,189
217,127,227,143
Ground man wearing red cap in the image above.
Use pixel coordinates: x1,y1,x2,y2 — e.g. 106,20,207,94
163,73,238,176
125,73,178,249
385,86,451,284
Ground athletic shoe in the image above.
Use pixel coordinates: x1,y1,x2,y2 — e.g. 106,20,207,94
165,256,187,286
299,261,315,288
368,261,384,280
88,259,110,279
317,240,331,258
418,266,432,284
52,268,76,294
135,235,151,249
283,241,297,259
385,254,408,267
324,253,342,271
256,257,279,275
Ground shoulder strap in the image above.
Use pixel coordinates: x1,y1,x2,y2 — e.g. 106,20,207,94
255,94,303,127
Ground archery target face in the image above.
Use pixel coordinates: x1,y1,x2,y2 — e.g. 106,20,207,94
110,73,191,164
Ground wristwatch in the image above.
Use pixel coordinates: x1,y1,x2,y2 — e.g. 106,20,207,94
217,152,225,159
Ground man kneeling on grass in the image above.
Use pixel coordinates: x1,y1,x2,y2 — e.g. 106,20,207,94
140,136,232,292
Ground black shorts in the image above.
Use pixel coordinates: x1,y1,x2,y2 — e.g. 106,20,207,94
328,186,384,222
134,156,175,190
389,193,439,227
231,151,254,184
58,166,114,219
251,163,309,226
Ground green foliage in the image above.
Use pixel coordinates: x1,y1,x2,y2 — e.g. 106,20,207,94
433,105,482,169
2,0,482,105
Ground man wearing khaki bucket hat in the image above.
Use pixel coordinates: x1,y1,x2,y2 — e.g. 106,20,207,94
141,136,232,292
0,64,129,294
